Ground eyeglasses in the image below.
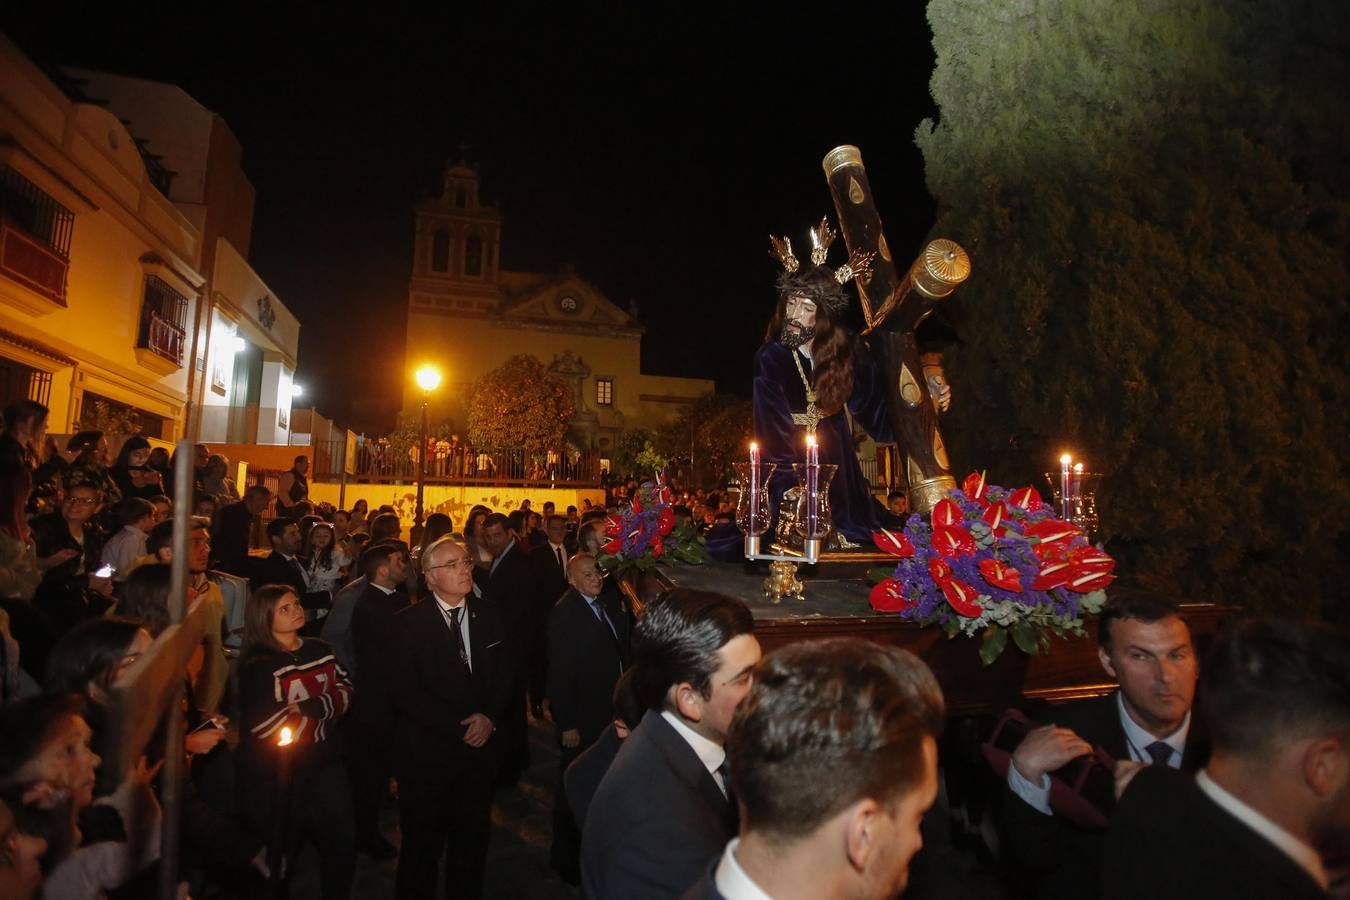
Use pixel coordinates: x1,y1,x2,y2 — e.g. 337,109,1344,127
65,496,100,506
427,559,474,572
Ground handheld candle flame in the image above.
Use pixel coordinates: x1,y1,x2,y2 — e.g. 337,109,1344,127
278,726,294,747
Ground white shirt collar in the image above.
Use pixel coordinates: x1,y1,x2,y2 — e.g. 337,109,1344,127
433,592,467,611
549,541,565,553
660,709,725,779
1116,691,1189,764
714,838,774,900
1195,770,1328,890
370,582,396,596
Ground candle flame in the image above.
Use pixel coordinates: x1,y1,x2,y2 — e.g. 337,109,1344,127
1073,463,1084,473
749,441,758,452
806,435,817,448
278,726,294,747
1059,453,1072,464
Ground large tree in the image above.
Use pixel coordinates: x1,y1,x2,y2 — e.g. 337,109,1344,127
916,0,1350,617
655,394,752,488
467,355,576,453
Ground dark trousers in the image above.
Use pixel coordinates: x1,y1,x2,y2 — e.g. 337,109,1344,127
396,745,499,900
344,717,391,844
550,741,584,876
240,756,356,900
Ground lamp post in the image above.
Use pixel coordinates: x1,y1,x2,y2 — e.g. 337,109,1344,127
413,365,442,534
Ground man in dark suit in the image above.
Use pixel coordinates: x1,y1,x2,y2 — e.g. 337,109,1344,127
209,484,270,576
391,536,511,900
1104,618,1348,899
546,553,628,879
565,668,644,831
249,517,308,593
346,541,410,860
480,512,533,781
682,639,944,900
580,588,761,900
1001,594,1204,900
528,514,570,713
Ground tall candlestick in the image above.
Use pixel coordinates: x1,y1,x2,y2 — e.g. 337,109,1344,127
1071,463,1084,519
748,442,760,531
1059,454,1072,521
806,435,820,538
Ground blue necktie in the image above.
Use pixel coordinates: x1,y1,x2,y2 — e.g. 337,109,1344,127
1145,740,1172,766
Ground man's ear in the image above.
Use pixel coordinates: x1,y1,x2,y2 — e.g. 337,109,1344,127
1098,646,1118,681
672,682,704,724
844,798,883,874
1302,737,1348,799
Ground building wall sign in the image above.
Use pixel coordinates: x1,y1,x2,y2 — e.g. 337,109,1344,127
256,294,277,330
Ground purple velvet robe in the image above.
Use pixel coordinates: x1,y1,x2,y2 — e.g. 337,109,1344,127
752,341,895,544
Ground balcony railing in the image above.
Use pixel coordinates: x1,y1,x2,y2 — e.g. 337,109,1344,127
0,218,69,306
138,276,188,366
144,310,186,365
311,438,602,488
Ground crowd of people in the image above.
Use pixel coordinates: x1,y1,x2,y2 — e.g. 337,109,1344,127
0,397,1346,899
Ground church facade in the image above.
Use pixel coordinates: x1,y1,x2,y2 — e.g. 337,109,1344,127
403,160,713,455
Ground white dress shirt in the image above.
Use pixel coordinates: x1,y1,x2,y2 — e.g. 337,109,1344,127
660,709,729,796
713,838,774,900
1008,692,1190,815
434,593,471,672
1195,770,1328,890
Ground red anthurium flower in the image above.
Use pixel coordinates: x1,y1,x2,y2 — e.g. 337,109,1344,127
1008,487,1043,512
981,502,1006,530
604,515,623,537
1063,566,1114,592
931,499,962,528
603,537,622,555
1069,546,1115,570
869,578,915,612
650,535,664,559
963,470,987,501
932,525,977,558
928,558,953,583
872,528,916,558
630,496,643,514
979,558,1023,592
657,485,674,505
1031,560,1073,591
940,578,984,617
1023,520,1082,546
656,508,676,536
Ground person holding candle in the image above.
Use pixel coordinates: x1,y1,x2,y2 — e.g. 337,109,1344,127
756,220,901,547
237,584,355,900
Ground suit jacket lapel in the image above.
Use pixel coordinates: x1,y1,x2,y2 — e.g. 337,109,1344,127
645,710,732,823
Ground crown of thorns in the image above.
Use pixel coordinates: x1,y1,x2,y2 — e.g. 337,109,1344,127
768,218,875,313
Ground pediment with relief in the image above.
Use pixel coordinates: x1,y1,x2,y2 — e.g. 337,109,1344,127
499,275,633,328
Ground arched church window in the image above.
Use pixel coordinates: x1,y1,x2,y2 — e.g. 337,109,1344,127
465,236,483,277
431,229,450,272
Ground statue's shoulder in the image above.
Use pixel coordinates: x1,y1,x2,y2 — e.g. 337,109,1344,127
754,341,791,368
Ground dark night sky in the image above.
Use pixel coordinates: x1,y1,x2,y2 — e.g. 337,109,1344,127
3,5,938,433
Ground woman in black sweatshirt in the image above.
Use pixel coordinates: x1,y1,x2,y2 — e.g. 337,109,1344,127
237,584,355,899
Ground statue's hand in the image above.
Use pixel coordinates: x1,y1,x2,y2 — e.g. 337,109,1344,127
924,366,952,412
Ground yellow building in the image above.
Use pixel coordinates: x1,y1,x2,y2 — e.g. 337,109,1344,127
0,37,205,436
404,159,713,456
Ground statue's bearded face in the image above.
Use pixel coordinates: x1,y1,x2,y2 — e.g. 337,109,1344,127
780,294,817,348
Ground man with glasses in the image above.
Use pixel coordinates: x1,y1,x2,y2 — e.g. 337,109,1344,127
391,536,510,899
546,553,629,881
31,482,112,637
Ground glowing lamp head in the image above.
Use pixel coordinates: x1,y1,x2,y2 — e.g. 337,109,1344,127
278,726,294,747
290,383,304,399
415,366,442,393
230,335,247,354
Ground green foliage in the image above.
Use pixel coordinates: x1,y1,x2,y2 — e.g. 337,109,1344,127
654,394,752,488
467,355,576,453
74,399,143,437
918,0,1350,618
610,429,655,479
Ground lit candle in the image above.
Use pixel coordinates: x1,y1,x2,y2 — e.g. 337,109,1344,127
748,442,760,531
1059,453,1072,521
268,726,295,890
806,435,819,538
1072,462,1084,510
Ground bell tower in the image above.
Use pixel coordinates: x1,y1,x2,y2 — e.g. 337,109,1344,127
412,155,502,289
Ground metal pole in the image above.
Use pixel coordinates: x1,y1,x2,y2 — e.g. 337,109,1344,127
157,440,192,899
414,395,428,531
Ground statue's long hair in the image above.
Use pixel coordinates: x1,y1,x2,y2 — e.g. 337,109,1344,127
763,266,856,417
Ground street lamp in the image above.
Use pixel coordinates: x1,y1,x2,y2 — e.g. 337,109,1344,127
413,365,443,534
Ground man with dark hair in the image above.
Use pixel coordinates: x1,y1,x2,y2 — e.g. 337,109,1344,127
481,510,533,782
369,511,402,544
1002,594,1203,899
1104,618,1349,899
684,638,943,899
211,484,271,576
581,588,761,899
347,541,411,860
251,517,308,594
